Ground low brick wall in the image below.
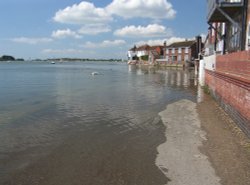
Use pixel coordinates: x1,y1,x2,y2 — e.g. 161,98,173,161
205,51,250,137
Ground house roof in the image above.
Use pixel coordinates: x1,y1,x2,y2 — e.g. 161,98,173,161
128,44,163,52
129,46,137,51
149,45,163,50
167,40,196,48
136,44,150,51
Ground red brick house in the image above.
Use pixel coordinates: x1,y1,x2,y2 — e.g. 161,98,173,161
165,38,202,67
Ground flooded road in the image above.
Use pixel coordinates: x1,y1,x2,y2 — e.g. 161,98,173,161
0,62,198,185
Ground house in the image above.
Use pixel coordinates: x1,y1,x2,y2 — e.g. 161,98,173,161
127,45,137,61
165,36,202,67
136,44,150,60
127,44,150,64
203,0,250,137
127,44,165,64
148,45,165,65
206,0,248,54
127,38,203,66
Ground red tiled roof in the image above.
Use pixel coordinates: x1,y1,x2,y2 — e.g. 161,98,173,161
149,45,163,50
167,40,196,48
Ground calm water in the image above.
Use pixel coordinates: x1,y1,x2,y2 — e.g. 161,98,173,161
0,61,198,184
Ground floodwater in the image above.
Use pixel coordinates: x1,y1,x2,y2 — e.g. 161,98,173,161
0,62,198,185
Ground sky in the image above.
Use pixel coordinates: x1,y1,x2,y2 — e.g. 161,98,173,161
0,0,208,60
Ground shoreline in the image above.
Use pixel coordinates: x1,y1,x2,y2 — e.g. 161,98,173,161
156,97,250,185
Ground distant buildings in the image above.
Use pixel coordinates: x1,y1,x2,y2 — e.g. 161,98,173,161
127,36,203,67
128,44,164,64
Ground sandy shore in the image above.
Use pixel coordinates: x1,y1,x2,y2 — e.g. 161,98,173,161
157,97,250,185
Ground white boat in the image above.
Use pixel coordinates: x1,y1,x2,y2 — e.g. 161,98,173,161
91,72,99,75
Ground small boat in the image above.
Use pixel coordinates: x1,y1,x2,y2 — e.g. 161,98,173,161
91,72,99,75
51,61,55,64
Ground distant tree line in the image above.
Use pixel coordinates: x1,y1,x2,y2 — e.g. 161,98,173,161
0,55,24,61
0,55,125,62
46,58,125,62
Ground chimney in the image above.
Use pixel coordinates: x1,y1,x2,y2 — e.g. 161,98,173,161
196,36,202,59
163,41,167,58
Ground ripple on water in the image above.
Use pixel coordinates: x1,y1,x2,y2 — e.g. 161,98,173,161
0,63,197,184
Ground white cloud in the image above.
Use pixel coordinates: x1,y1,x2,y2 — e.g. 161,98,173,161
52,29,82,39
78,24,111,35
135,39,166,46
135,37,193,47
53,1,113,25
114,24,172,38
106,0,176,19
82,40,126,48
166,37,190,45
11,37,53,45
42,48,84,54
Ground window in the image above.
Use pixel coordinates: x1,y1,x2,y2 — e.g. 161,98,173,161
185,47,189,53
178,55,182,62
172,56,177,61
172,48,175,54
166,49,169,54
178,48,181,54
184,54,189,61
166,56,169,61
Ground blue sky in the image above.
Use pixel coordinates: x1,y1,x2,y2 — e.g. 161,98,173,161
0,0,207,59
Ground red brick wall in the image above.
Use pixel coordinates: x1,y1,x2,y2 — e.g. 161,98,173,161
206,71,250,119
205,51,250,136
216,50,250,80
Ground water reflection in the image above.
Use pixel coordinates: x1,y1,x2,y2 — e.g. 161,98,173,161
128,65,197,89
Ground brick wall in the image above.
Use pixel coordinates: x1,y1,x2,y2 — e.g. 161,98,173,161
216,50,250,80
205,50,250,137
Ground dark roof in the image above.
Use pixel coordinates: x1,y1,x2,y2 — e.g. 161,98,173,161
167,40,196,48
136,44,150,51
129,45,137,51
